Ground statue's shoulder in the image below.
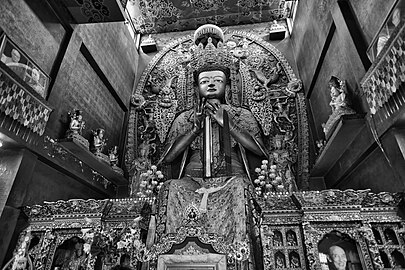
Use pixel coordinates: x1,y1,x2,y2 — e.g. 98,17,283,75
175,108,194,121
225,104,254,117
169,109,194,132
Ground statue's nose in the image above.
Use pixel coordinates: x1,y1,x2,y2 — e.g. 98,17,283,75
208,82,215,87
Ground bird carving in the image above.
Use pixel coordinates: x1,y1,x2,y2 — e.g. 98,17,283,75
250,62,282,91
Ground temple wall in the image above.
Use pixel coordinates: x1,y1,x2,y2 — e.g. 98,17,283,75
0,0,65,75
291,0,405,192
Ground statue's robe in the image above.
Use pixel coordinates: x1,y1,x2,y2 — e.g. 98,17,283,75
156,104,264,269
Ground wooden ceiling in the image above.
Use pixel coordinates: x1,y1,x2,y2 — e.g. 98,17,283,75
126,0,297,33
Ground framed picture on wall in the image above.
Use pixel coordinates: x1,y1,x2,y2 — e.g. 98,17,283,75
367,0,405,62
318,231,364,270
0,34,50,99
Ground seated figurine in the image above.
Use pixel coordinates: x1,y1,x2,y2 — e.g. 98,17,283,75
91,128,106,154
322,76,355,137
109,146,119,166
67,110,85,137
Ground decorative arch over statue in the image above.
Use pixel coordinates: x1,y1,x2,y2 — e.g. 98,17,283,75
125,25,309,196
124,24,309,270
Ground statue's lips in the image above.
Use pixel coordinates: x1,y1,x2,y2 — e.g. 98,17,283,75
207,88,217,92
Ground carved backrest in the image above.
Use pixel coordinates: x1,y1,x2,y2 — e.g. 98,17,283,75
125,30,309,197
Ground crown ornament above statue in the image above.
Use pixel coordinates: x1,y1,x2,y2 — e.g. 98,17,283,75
189,37,237,74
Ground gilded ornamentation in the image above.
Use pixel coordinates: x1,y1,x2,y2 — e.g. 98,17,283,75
14,189,405,270
362,192,403,207
357,223,384,269
258,192,298,211
130,0,291,34
293,189,370,208
127,30,308,199
177,244,203,255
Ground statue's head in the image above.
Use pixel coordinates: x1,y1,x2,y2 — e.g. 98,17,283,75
190,24,238,105
328,76,345,94
96,128,105,138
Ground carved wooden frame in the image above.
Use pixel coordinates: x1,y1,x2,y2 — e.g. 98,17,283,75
261,224,306,269
0,34,50,98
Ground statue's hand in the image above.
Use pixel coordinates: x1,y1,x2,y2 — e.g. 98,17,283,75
206,101,224,127
193,98,206,132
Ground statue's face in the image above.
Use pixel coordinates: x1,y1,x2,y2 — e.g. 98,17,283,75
198,70,227,100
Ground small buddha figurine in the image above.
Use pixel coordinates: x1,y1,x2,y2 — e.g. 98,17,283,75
67,110,85,136
91,128,106,153
108,146,119,167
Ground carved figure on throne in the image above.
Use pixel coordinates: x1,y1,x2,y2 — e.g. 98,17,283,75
322,76,355,138
154,25,267,269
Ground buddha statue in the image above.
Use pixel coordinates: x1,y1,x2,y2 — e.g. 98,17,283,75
152,24,266,269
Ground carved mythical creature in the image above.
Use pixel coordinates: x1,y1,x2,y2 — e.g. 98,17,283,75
250,63,282,101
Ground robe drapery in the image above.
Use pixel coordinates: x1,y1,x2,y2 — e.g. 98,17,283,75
155,105,264,269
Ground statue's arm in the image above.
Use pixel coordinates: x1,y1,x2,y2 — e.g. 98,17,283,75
160,127,200,163
159,111,203,163
228,117,266,156
206,103,266,157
